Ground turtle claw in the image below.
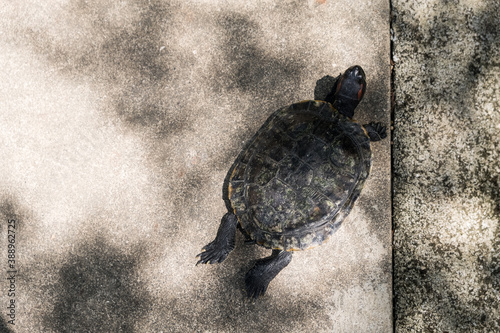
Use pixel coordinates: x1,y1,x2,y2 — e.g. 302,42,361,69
196,240,232,265
196,213,237,266
244,269,269,299
245,281,267,300
364,121,387,142
244,250,292,300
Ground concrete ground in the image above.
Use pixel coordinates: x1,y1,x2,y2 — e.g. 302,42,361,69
3,1,499,333
392,0,500,332
0,1,391,332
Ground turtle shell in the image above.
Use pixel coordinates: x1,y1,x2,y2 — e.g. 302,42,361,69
225,100,372,251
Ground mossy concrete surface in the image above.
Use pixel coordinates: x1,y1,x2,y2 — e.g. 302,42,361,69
392,0,500,331
0,1,391,332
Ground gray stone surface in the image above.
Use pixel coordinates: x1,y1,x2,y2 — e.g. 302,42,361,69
0,0,391,332
392,0,500,331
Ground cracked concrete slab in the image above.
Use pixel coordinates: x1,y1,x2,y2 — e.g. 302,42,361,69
0,0,391,331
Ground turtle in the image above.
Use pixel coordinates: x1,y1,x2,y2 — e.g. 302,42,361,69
196,65,387,299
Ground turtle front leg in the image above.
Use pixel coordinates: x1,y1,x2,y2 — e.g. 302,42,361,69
245,250,293,299
196,212,238,265
363,122,388,142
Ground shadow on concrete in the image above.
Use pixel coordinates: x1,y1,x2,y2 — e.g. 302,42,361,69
393,0,500,330
394,1,499,117
213,12,304,97
0,317,13,333
0,195,35,235
8,1,391,330
208,11,307,157
42,237,150,332
24,0,185,137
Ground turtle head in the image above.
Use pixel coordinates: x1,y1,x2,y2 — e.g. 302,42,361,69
331,65,366,118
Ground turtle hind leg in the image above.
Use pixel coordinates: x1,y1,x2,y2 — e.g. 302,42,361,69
196,213,238,265
245,250,293,299
363,122,388,142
